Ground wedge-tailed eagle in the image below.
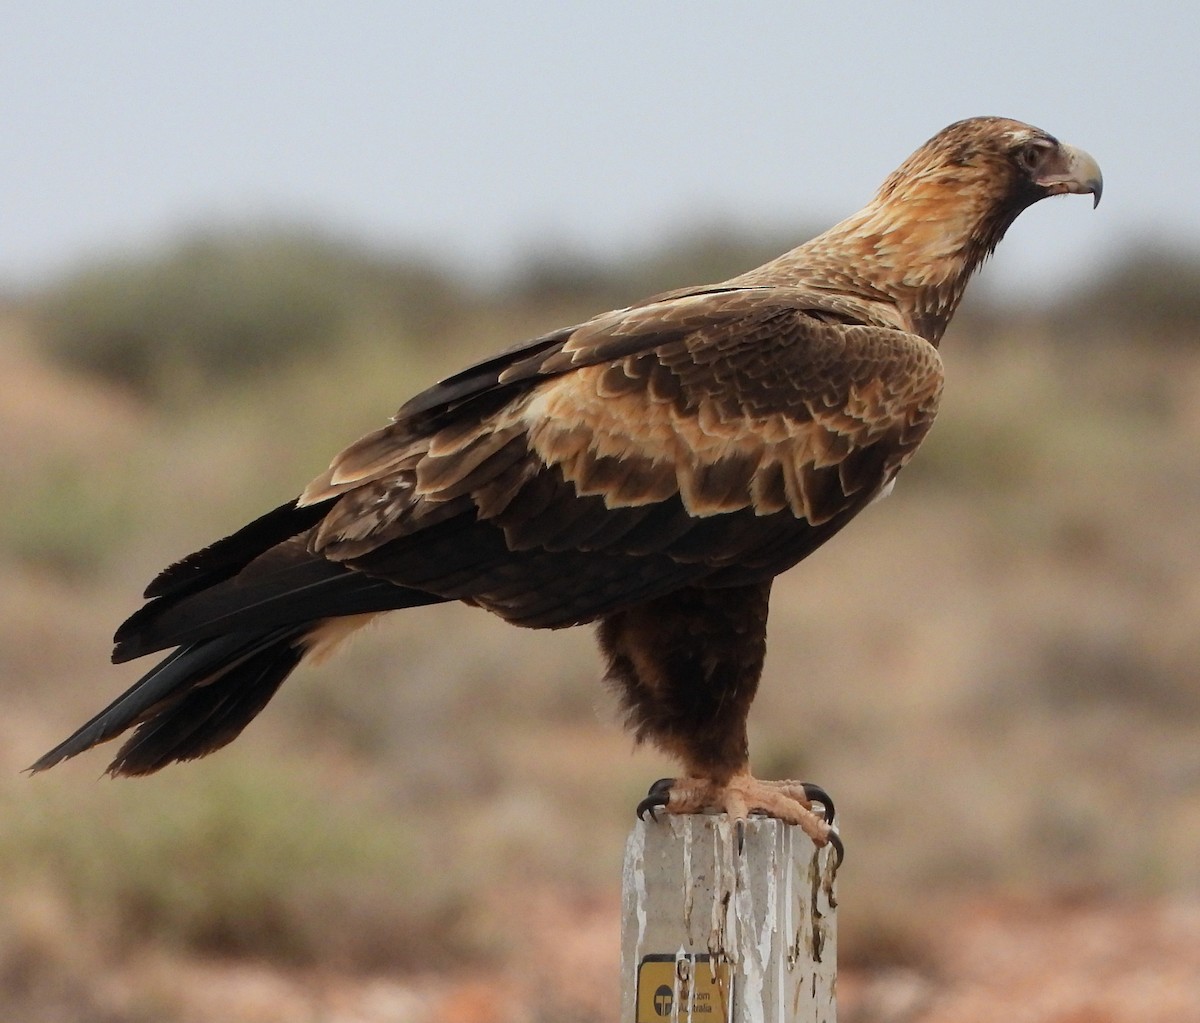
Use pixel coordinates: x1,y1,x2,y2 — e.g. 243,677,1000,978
33,117,1101,860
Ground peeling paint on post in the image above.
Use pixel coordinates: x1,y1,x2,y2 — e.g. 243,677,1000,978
622,815,838,1023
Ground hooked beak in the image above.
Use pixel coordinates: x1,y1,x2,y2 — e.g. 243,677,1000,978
1038,141,1103,208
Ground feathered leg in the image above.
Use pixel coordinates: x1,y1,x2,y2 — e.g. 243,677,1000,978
597,582,839,858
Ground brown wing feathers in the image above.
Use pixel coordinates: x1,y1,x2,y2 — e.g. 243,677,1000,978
290,300,942,634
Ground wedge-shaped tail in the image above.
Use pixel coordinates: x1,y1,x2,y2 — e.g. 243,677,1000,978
31,628,307,776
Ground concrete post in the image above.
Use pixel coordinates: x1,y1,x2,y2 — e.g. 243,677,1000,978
621,815,838,1022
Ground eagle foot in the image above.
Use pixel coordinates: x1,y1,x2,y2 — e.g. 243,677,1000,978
636,774,842,864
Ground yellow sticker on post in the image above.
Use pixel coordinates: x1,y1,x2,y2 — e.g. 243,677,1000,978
635,953,732,1021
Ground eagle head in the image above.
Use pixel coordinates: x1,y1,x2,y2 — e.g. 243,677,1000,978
810,116,1104,342
890,116,1103,211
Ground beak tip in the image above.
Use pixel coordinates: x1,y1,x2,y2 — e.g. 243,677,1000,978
1042,141,1103,210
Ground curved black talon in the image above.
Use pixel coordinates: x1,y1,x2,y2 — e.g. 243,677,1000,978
636,777,675,822
826,829,845,868
800,782,836,824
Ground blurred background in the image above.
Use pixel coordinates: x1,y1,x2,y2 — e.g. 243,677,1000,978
2,4,1198,1021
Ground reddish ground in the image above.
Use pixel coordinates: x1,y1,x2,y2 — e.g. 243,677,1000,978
185,892,1197,1023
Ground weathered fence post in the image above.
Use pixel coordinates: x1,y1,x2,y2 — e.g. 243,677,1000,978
621,814,838,1022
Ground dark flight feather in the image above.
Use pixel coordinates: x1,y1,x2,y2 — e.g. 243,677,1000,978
31,628,304,774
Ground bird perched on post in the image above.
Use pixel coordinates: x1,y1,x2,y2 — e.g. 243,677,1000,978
32,117,1101,861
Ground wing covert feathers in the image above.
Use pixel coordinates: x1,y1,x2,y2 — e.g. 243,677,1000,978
306,302,942,575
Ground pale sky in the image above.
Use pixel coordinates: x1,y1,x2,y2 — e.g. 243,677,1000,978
3,3,1196,298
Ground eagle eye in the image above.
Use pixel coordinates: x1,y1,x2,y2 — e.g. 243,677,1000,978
1017,139,1053,174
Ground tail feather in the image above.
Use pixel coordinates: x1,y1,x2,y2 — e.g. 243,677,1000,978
144,498,328,601
113,556,442,663
29,626,306,776
33,480,458,774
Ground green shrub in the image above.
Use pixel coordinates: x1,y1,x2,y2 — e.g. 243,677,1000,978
2,756,474,971
1051,241,1200,343
36,228,463,401
0,456,134,575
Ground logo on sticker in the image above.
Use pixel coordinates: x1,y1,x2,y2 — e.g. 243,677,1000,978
636,953,732,1022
